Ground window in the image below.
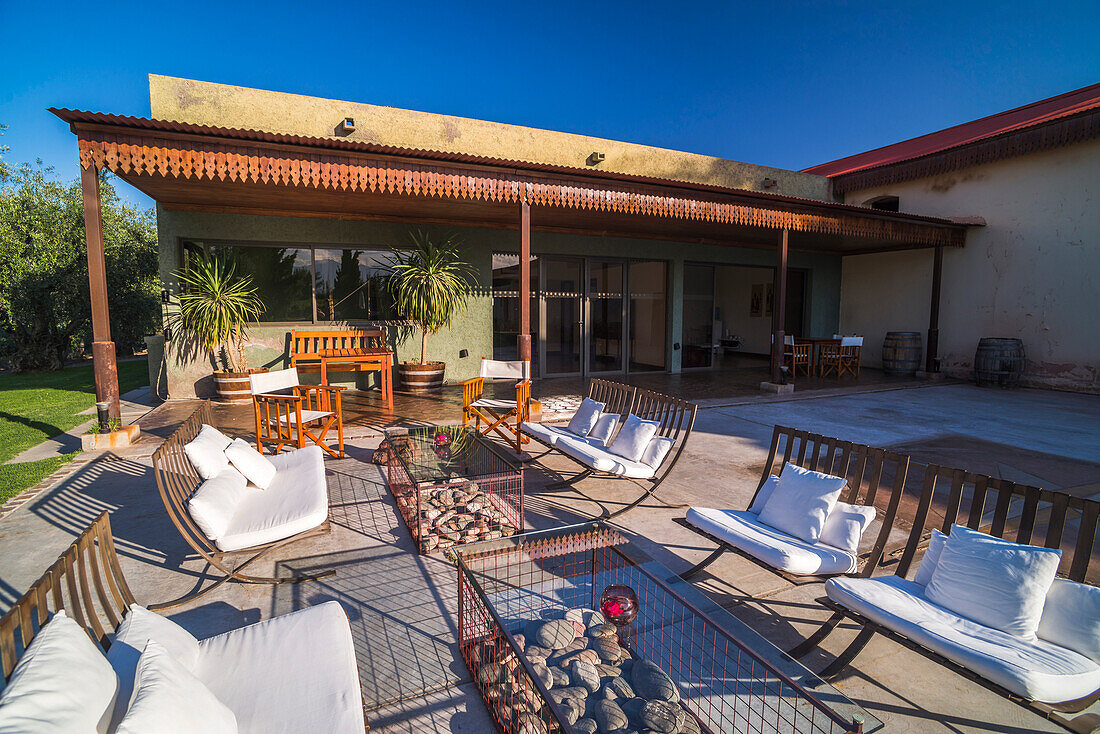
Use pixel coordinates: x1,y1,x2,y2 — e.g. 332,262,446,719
181,240,400,323
866,195,900,212
491,253,539,362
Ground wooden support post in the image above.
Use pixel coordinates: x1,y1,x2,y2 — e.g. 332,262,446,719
81,165,120,420
926,245,943,373
517,201,532,362
770,228,789,384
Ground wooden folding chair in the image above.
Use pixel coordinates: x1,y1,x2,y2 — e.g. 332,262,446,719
461,359,531,453
789,341,813,376
819,336,863,379
251,367,346,459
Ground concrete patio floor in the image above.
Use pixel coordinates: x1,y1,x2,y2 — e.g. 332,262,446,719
0,382,1098,733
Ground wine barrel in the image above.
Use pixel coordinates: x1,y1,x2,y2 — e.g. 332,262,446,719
398,361,446,393
213,370,254,403
882,332,923,376
974,338,1025,388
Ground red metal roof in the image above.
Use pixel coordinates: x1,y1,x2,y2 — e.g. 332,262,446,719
803,82,1100,177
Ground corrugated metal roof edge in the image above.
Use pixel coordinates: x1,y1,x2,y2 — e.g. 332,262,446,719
49,107,967,229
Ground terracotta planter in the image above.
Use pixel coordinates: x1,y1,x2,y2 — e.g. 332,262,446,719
213,368,267,403
397,361,445,393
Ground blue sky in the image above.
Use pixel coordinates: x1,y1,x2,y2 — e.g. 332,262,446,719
1,0,1097,209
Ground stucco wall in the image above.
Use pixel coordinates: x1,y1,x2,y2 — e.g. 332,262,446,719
838,138,1100,391
156,209,842,398
148,75,832,201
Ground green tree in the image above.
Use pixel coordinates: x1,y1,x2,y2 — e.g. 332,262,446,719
0,163,159,371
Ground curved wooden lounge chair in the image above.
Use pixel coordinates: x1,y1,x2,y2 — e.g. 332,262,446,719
676,425,911,584
522,380,697,521
151,401,334,610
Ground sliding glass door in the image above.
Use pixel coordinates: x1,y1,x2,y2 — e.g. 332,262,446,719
588,261,625,373
542,259,583,376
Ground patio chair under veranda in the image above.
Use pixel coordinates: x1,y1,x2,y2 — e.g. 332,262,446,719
521,379,697,520
461,358,531,453
250,367,346,459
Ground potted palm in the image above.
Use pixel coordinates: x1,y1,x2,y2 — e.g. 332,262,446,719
389,231,474,393
173,255,266,403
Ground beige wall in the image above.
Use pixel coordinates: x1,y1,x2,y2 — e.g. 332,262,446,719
838,138,1100,391
716,266,774,354
148,75,832,200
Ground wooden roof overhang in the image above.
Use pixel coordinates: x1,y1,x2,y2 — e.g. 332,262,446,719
52,109,970,255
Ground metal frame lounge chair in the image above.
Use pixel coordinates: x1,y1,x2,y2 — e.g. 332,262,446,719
522,379,697,520
789,461,1100,733
676,425,911,583
151,401,333,610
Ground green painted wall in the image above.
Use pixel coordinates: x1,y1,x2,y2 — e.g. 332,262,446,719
156,208,841,397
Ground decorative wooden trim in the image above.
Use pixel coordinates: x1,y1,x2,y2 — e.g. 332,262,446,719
830,110,1100,194
75,127,965,248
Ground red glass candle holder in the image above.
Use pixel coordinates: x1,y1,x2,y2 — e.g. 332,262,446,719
600,584,639,626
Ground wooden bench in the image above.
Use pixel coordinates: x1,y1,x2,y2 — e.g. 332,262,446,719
291,329,393,408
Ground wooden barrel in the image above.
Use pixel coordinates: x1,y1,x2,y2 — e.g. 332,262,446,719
974,338,1025,388
398,361,446,393
882,332,923,376
213,371,253,403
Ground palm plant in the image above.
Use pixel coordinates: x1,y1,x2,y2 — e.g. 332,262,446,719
389,231,474,364
173,255,265,372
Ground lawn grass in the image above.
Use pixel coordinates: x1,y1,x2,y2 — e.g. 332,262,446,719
0,359,148,505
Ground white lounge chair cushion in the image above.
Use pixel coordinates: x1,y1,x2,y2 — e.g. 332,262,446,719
925,524,1061,638
640,436,674,470
271,409,334,426
521,421,579,447
107,604,202,728
747,474,780,514
566,398,605,437
195,602,365,734
556,436,656,479
686,508,857,575
115,640,237,734
819,501,877,554
0,610,118,733
825,575,1100,703
215,446,328,552
756,464,847,544
1038,578,1100,664
188,468,250,541
184,424,233,480
608,414,660,462
587,413,620,446
470,398,516,411
912,528,948,586
225,438,277,490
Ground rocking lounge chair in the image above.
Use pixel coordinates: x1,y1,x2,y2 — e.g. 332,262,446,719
521,379,697,520
461,358,531,453
151,402,334,610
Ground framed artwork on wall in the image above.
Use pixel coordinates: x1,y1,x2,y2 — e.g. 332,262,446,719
765,282,774,317
750,284,764,317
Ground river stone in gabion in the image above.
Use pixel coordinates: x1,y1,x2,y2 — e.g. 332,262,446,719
536,619,577,650
594,636,623,663
679,711,702,734
550,686,588,705
525,644,552,661
619,697,646,728
550,666,570,688
588,623,618,639
641,700,684,733
607,676,635,699
574,718,598,734
515,712,548,734
531,659,553,689
559,696,583,725
631,660,678,702
477,661,502,686
566,608,606,627
593,698,629,732
595,663,621,679
571,659,601,693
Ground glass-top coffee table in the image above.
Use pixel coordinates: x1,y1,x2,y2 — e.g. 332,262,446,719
384,425,524,554
454,522,881,734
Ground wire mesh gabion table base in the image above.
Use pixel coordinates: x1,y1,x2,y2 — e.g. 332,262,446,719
454,523,877,734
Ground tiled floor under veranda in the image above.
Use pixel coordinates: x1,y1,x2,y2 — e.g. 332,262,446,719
1,375,1098,733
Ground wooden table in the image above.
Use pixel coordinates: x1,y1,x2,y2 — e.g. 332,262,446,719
796,337,840,376
319,347,393,408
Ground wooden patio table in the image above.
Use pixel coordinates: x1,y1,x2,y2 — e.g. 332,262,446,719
797,336,841,376
319,347,393,408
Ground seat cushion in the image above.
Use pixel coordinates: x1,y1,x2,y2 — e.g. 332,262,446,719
194,602,365,734
556,435,655,479
188,468,250,541
521,422,579,447
826,575,1100,703
686,508,856,576
215,446,328,552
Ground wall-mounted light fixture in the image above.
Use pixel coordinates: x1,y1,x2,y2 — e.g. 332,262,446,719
762,178,778,189
338,117,356,134
459,349,469,358
587,151,606,166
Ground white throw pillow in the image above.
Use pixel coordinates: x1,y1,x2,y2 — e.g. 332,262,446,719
187,468,249,540
912,528,948,586
640,436,674,470
819,501,877,553
114,641,237,734
747,475,780,514
925,524,1062,638
587,413,620,446
224,438,277,489
607,414,660,463
106,604,202,729
183,424,233,480
1037,578,1100,663
756,464,847,544
566,398,605,437
0,610,118,734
